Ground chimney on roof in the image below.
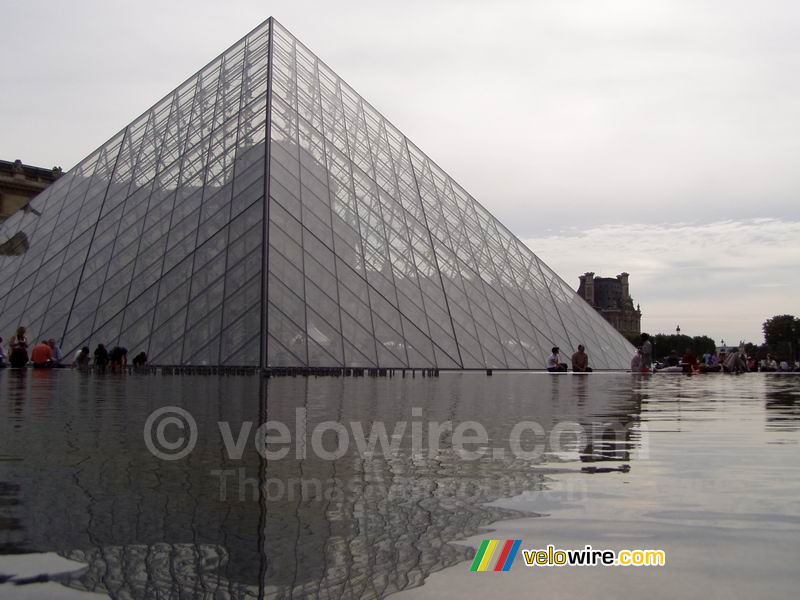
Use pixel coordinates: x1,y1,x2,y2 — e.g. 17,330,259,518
582,272,595,305
617,272,629,299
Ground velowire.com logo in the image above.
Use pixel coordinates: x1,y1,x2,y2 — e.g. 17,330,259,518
469,540,522,572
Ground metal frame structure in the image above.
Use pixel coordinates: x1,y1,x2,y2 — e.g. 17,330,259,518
0,18,634,369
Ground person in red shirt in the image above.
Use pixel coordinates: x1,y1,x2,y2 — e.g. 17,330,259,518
682,348,699,373
30,340,53,368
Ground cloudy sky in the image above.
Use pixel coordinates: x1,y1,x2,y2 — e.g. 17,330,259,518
2,0,797,343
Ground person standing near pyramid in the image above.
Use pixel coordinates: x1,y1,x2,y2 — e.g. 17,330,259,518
8,326,29,368
640,333,653,371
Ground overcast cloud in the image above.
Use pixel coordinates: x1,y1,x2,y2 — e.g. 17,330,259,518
528,218,800,343
1,0,797,343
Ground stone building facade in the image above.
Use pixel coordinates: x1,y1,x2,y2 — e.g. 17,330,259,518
0,159,62,221
577,272,642,337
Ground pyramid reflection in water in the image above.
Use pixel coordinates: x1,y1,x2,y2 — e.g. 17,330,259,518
0,18,634,369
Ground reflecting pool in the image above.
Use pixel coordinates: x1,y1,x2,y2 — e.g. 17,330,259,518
1,371,799,598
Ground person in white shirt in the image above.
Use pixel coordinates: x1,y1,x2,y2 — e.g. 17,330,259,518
630,350,642,372
547,347,567,372
763,354,778,372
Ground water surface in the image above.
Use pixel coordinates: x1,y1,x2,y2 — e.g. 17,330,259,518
0,370,798,598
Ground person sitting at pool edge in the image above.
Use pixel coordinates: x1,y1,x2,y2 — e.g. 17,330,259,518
73,347,91,369
547,347,568,372
571,344,592,372
30,340,53,368
682,348,698,373
762,354,778,372
664,350,680,368
132,352,148,368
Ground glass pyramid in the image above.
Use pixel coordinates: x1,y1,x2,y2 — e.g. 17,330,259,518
0,18,634,369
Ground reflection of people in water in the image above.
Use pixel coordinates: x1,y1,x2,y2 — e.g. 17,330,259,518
765,385,800,431
581,425,633,464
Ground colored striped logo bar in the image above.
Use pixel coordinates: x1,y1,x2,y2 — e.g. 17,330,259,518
469,540,522,572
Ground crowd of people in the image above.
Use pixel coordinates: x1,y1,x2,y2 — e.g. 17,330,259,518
543,334,799,375
1,324,796,375
0,326,148,371
630,332,800,374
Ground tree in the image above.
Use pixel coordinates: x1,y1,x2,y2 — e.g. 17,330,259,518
762,314,799,361
623,332,641,346
743,342,769,361
690,335,717,356
651,333,716,360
